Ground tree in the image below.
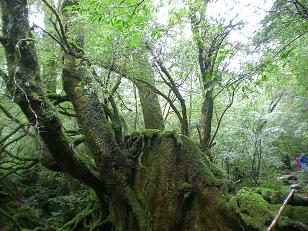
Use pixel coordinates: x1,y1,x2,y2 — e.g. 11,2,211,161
139,0,244,158
0,1,244,230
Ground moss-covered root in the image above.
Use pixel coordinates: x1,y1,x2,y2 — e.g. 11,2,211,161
129,131,244,231
57,201,106,231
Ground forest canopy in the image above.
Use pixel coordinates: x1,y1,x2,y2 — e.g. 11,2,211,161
0,0,307,230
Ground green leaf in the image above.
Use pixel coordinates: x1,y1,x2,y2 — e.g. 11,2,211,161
261,74,268,81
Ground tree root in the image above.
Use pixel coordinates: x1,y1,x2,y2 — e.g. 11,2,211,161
58,202,102,231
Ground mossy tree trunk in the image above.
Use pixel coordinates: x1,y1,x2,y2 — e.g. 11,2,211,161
190,6,215,155
0,1,245,230
0,0,104,192
124,130,245,231
136,79,165,130
190,1,237,157
199,91,214,153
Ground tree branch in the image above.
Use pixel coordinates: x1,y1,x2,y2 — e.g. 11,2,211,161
3,149,38,162
133,77,184,126
33,24,68,52
41,0,71,50
0,124,26,146
47,93,70,104
1,0,106,194
0,103,22,124
209,82,239,147
0,160,39,180
146,44,189,134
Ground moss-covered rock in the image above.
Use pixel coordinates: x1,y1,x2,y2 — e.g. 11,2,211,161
229,187,308,230
229,188,274,230
274,204,308,228
252,187,288,204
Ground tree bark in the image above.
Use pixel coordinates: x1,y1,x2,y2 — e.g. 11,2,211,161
60,0,132,197
199,90,214,152
105,54,165,130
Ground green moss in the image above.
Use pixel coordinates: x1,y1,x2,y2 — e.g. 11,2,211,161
191,195,200,209
31,92,43,101
230,187,308,230
272,204,308,227
229,188,274,230
284,206,308,224
126,130,183,154
179,136,225,187
127,130,141,138
127,130,183,143
253,187,288,204
180,182,194,191
127,130,245,230
158,130,174,137
57,204,94,231
127,129,160,140
142,129,161,138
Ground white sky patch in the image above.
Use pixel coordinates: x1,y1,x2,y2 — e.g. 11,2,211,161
153,0,274,72
155,0,274,44
29,5,45,29
29,0,59,29
53,0,60,6
206,0,274,43
206,0,274,70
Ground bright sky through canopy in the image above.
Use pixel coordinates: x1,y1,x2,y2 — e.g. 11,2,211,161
30,0,274,44
156,0,274,43
29,0,274,70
